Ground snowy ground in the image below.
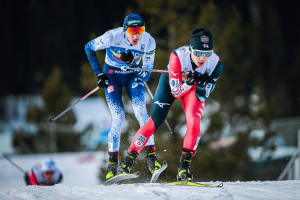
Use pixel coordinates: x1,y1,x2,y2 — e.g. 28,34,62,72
1,152,300,200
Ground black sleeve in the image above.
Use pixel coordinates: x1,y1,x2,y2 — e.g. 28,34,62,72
210,60,223,83
24,173,30,186
195,60,223,101
57,173,63,183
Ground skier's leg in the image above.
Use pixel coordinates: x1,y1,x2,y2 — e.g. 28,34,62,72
181,87,205,155
129,73,175,154
118,73,175,174
105,81,125,153
103,74,124,179
125,76,160,172
177,87,205,181
125,77,155,146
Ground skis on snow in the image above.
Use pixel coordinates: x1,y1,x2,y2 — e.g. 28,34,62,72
103,160,168,185
102,160,222,188
103,172,140,185
161,181,223,187
150,160,168,183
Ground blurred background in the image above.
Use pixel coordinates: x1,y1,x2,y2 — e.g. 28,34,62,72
1,0,299,184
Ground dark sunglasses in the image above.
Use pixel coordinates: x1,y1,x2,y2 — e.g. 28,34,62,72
44,171,54,175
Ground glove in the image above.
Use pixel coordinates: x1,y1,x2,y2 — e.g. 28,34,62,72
121,50,135,66
136,70,148,80
197,73,213,88
96,73,110,88
185,72,198,85
24,173,30,185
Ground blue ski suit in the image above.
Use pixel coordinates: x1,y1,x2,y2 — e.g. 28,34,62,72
85,27,156,152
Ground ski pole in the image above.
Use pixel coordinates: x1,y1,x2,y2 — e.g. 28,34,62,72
50,86,100,122
1,154,27,174
144,82,174,135
121,66,169,73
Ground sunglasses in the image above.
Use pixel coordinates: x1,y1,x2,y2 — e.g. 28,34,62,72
44,171,54,175
126,26,145,35
190,46,213,58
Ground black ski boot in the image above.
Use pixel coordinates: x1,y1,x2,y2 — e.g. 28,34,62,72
145,145,161,173
177,153,193,181
106,152,119,180
117,150,138,174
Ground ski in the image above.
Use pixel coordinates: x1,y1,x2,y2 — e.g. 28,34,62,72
161,181,223,187
103,172,140,186
150,160,168,183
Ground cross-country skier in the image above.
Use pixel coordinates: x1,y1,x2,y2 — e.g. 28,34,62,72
24,157,63,186
85,14,161,180
117,28,223,181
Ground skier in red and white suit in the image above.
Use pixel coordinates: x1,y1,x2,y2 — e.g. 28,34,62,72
24,157,63,186
118,28,223,181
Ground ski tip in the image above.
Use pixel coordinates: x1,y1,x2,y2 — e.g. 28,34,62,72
134,171,140,176
102,172,140,186
163,160,168,166
217,183,223,187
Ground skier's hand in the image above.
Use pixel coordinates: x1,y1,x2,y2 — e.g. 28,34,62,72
96,73,111,88
197,73,213,88
121,50,135,66
24,172,30,186
185,72,198,85
136,70,148,80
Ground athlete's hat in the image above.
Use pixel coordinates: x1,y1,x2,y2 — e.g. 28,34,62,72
123,14,145,28
190,28,213,50
41,157,56,172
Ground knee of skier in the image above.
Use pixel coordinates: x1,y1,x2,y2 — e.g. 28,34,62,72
111,111,125,125
187,117,200,130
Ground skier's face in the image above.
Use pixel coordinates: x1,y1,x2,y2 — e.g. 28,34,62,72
125,31,142,45
189,50,210,67
43,171,54,181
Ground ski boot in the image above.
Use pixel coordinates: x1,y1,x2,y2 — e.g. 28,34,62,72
105,152,119,180
117,150,138,174
145,145,161,173
177,153,193,181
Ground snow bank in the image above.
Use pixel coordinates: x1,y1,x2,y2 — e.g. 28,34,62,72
0,181,300,200
1,152,300,200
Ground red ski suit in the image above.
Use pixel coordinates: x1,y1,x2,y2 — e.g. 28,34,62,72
167,53,204,154
129,46,222,155
25,166,63,186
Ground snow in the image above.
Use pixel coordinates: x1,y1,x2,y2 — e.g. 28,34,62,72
1,180,300,200
1,152,300,200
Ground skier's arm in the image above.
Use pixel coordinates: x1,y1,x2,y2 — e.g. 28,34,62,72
24,172,30,186
28,170,39,185
139,37,156,82
57,172,63,183
169,52,192,98
196,60,223,101
84,30,112,76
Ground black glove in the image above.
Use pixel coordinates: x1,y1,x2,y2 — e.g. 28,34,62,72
197,73,213,88
186,72,198,85
24,173,30,185
96,73,110,88
121,50,135,66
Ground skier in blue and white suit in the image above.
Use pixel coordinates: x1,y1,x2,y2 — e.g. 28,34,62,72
85,14,161,180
